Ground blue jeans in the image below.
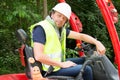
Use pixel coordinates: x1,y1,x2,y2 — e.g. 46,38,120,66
46,57,93,80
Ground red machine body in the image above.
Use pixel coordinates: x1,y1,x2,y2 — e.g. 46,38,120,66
69,12,84,56
18,45,26,67
0,73,28,80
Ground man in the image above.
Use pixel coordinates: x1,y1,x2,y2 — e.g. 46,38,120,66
30,2,106,80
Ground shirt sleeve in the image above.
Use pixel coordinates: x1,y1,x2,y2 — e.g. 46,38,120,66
33,25,46,45
66,28,70,37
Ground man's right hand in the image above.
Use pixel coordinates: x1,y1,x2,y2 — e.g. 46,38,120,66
60,61,77,68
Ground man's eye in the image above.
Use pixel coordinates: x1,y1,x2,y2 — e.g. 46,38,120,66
57,14,61,17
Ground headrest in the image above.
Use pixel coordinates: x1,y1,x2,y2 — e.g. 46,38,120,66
16,29,28,44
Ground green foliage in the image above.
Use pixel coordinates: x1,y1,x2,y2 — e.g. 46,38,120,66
0,29,24,74
0,0,43,74
66,48,79,58
0,0,42,30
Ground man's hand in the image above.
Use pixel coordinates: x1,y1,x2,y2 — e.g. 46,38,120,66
95,41,106,55
60,61,77,68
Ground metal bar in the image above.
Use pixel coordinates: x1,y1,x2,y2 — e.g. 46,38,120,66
96,0,120,78
69,13,84,56
58,0,65,2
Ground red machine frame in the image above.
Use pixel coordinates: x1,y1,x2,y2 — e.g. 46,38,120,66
58,0,120,78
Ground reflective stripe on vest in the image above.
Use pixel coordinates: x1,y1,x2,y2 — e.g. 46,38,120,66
30,20,66,71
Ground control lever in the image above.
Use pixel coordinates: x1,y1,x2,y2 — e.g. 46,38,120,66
44,65,54,77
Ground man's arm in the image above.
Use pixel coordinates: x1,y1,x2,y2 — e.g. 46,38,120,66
67,30,106,55
33,42,77,68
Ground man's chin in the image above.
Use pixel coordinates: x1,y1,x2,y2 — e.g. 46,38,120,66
56,24,63,28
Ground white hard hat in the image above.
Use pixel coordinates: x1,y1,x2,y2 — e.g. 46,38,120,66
52,3,71,19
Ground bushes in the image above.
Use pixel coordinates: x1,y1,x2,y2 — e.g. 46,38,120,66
0,29,24,74
0,0,42,74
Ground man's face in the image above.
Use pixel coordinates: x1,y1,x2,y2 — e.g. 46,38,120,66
51,11,68,28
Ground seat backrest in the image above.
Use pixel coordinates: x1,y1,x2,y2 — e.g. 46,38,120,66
16,29,28,44
16,29,42,79
24,45,42,79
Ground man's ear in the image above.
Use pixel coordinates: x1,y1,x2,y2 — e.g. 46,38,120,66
51,13,53,19
50,10,55,18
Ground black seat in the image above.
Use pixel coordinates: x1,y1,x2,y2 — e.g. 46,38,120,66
16,29,75,80
16,29,42,79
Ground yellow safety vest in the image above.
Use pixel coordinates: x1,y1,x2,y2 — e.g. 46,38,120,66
30,20,66,71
